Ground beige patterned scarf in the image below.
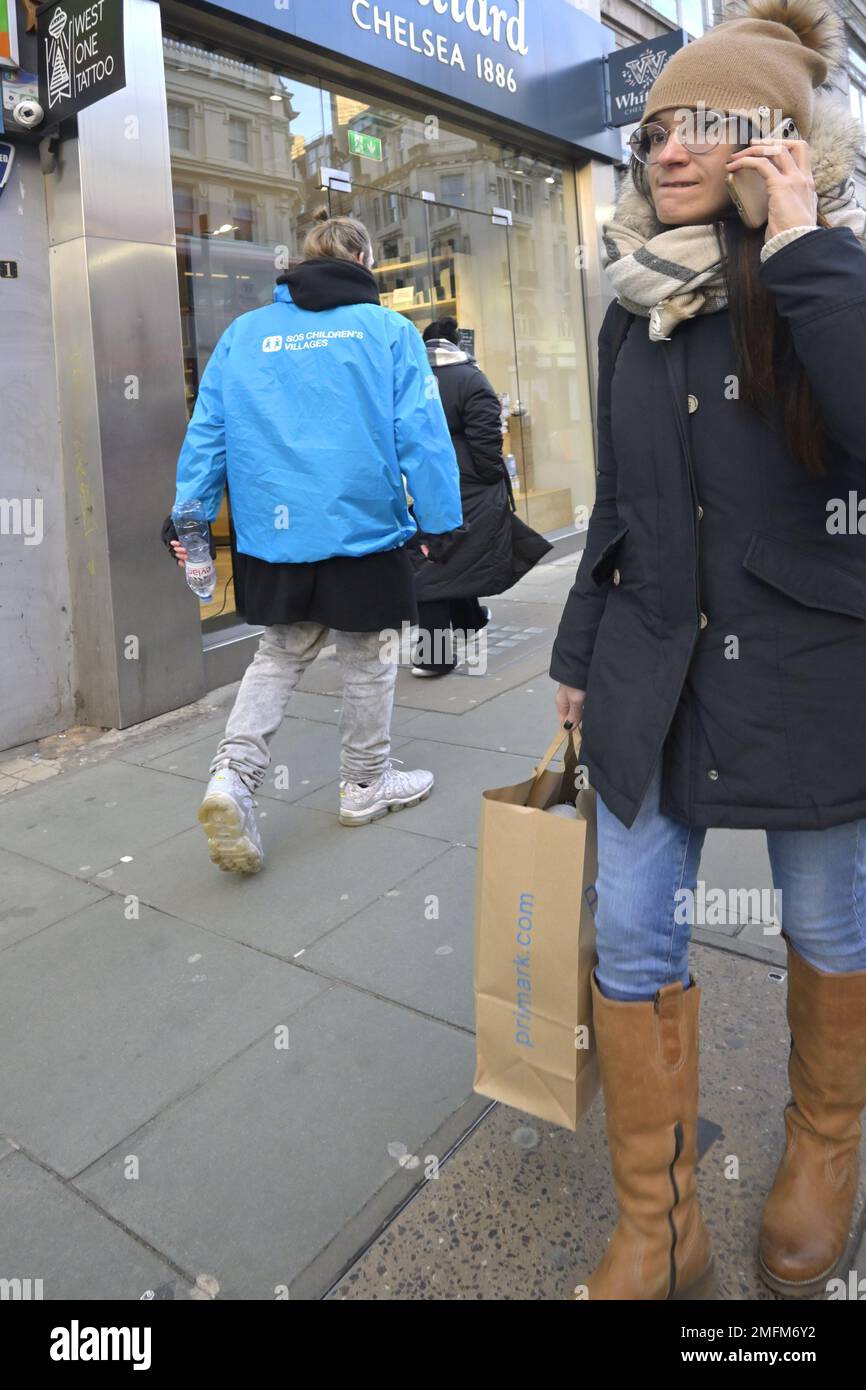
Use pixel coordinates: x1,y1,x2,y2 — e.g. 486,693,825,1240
602,94,866,341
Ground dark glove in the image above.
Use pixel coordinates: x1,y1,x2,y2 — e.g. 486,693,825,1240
161,514,216,559
422,524,469,564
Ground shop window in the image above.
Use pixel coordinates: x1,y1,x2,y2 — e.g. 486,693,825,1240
167,101,192,151
228,116,250,162
163,30,597,623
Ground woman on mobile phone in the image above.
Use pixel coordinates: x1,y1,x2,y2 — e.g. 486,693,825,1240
551,0,866,1300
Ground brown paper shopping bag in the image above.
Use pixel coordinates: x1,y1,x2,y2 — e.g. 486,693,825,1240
473,727,599,1130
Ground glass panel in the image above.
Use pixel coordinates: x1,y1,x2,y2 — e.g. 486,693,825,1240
331,183,527,520
503,158,594,535
163,30,598,630
425,202,529,523
328,183,436,328
163,34,328,627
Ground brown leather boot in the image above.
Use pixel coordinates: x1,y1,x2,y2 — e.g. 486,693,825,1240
574,971,715,1300
759,943,866,1297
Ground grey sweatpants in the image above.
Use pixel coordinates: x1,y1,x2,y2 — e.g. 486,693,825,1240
210,622,398,792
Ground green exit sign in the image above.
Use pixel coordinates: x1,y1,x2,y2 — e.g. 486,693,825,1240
348,129,383,161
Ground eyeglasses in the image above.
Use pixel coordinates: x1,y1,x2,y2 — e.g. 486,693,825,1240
628,112,744,165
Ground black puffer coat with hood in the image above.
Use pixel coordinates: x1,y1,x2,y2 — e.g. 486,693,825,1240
550,99,866,831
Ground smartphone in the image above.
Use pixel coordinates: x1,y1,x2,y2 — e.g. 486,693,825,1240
726,117,799,229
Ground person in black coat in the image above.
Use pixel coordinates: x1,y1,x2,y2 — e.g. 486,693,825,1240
549,0,866,1304
408,318,512,675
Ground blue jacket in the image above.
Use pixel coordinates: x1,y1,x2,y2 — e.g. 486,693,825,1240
173,260,462,562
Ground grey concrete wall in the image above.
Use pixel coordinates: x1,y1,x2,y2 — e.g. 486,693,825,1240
0,144,75,752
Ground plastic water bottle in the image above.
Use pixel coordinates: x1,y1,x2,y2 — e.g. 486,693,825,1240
172,499,216,601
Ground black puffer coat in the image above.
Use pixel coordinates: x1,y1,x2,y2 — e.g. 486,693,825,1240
409,344,513,600
550,227,866,831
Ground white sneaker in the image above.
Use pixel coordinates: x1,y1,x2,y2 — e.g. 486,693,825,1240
339,760,434,826
198,768,264,873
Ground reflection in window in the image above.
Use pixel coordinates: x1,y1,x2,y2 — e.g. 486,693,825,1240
227,116,249,162
173,184,195,236
439,173,466,205
167,100,191,151
231,196,255,242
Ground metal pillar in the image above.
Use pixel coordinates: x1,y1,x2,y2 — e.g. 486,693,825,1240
45,0,205,730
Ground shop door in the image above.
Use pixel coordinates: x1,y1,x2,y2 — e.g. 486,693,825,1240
327,183,531,523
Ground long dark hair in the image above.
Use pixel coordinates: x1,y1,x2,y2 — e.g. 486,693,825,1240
630,159,827,475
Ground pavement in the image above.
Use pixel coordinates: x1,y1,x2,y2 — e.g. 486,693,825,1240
1,552,864,1301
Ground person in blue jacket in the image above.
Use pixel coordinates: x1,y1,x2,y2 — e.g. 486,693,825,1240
166,209,463,873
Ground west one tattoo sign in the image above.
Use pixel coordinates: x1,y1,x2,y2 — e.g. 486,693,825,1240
38,0,125,124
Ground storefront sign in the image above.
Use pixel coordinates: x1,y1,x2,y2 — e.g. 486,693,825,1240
198,0,621,156
1,0,21,69
605,30,687,128
348,128,383,160
37,0,126,124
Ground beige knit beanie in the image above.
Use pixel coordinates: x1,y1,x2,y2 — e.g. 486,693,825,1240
641,0,845,138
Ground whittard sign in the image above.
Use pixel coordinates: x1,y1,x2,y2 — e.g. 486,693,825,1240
605,30,687,128
198,0,621,155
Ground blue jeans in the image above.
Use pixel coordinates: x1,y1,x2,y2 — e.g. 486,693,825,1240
595,758,866,1001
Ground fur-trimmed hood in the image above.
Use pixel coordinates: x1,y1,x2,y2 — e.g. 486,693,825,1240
610,89,865,244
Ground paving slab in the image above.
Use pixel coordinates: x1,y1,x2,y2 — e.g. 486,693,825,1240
113,714,230,767
0,762,208,877
294,601,558,715
390,644,552,713
0,847,110,952
298,740,538,849
393,679,561,757
0,1152,187,1301
722,922,788,969
89,803,448,958
303,844,476,1029
0,895,329,1175
74,983,477,1300
276,690,427,731
495,552,580,607
331,944,866,1300
134,719,409,806
699,828,775,918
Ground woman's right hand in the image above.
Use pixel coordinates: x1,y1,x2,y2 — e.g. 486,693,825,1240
555,683,585,730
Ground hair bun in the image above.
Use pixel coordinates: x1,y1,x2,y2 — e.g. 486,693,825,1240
312,206,331,224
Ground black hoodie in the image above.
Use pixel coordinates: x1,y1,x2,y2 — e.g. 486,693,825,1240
276,257,380,311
